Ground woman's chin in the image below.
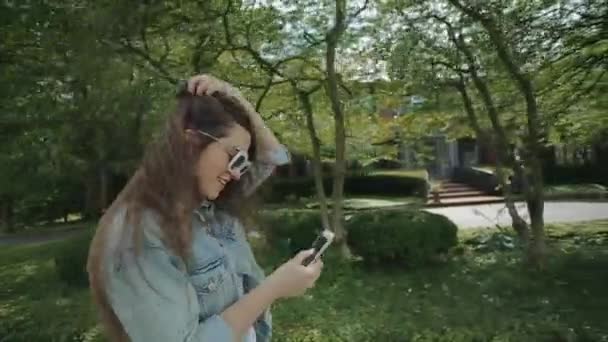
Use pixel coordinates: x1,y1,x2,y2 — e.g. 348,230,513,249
201,183,226,202
205,188,223,201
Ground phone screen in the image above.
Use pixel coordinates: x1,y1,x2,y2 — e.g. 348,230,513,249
302,234,330,266
311,235,329,254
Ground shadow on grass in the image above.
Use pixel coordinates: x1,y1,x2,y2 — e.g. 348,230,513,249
2,223,608,342
0,239,101,341
270,236,608,341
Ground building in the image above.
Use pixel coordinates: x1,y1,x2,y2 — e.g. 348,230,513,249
378,94,494,180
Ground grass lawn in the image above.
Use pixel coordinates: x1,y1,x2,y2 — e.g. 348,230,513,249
304,197,422,210
369,169,427,179
264,196,423,212
0,220,89,239
510,184,608,202
2,222,608,341
545,184,608,195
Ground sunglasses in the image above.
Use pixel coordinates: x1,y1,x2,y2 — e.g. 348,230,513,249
197,130,251,177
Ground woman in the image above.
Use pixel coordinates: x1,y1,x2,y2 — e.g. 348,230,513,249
87,75,324,342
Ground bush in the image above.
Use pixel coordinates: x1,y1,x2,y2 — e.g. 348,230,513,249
343,174,426,196
54,230,94,287
259,209,322,255
262,174,427,203
543,164,608,186
346,209,458,266
260,178,317,203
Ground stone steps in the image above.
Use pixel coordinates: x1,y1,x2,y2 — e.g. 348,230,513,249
426,181,504,207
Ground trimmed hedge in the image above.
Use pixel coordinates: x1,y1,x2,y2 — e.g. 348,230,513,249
54,230,94,287
543,164,608,186
262,174,427,202
346,209,458,267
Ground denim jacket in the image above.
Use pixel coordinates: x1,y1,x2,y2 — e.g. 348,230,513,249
101,146,289,342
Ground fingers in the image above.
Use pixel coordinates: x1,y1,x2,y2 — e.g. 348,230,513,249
195,77,208,96
293,248,316,263
187,76,201,95
305,259,323,290
310,259,323,277
187,75,212,96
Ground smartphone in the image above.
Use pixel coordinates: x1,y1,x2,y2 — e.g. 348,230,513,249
302,229,335,266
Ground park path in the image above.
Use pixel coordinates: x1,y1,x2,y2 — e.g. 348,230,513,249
425,201,608,228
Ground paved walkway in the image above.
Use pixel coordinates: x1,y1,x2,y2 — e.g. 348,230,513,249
425,201,608,228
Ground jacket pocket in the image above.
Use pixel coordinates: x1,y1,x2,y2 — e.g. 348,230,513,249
190,256,229,319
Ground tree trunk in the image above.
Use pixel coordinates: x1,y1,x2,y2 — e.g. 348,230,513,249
325,0,351,258
84,176,98,219
297,89,331,231
288,162,297,178
496,161,530,243
99,163,110,214
132,96,147,158
527,183,547,269
447,0,547,268
523,149,547,269
454,76,530,246
486,19,547,269
1,197,15,233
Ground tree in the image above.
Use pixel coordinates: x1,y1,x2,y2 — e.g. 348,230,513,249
388,4,543,265
446,0,548,267
0,1,171,228
384,0,606,268
325,0,350,255
217,0,373,257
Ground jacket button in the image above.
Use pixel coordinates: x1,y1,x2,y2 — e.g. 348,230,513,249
208,281,217,292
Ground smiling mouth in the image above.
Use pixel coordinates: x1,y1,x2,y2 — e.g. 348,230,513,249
218,178,229,186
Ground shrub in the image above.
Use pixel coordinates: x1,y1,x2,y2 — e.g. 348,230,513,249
262,174,427,203
544,164,608,186
346,209,458,266
260,178,317,203
343,174,426,196
54,230,94,287
259,209,323,255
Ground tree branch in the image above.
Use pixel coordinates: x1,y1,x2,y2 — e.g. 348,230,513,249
255,75,274,112
231,79,290,90
112,38,177,83
432,59,469,74
350,0,370,22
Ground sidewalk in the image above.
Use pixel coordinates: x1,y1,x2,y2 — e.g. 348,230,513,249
425,201,608,228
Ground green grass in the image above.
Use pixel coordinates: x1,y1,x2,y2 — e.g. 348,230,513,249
0,220,90,238
304,197,419,210
545,183,608,195
264,196,423,211
472,165,496,173
2,222,608,341
0,240,101,341
266,222,608,341
510,183,608,202
369,169,427,179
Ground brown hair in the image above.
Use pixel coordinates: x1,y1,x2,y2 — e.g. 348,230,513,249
86,92,256,341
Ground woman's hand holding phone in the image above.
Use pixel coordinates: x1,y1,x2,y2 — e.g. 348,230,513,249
264,249,324,299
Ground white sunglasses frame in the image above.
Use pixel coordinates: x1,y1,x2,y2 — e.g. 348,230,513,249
197,130,252,176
